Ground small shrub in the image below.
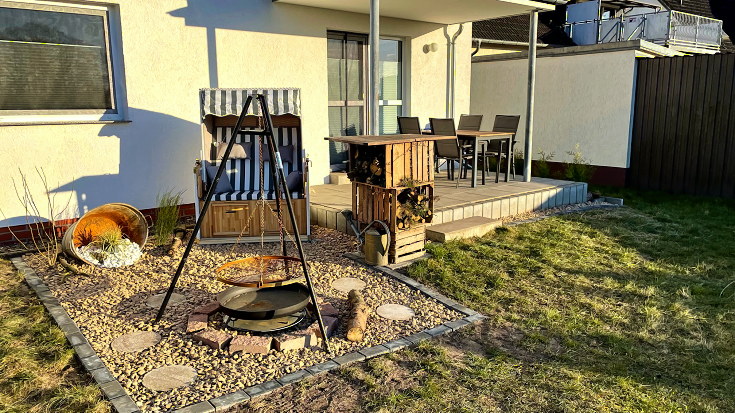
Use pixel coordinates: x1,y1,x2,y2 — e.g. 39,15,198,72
534,150,555,178
153,189,183,246
91,227,125,253
563,144,596,183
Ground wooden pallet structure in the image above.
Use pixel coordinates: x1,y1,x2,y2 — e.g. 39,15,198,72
325,134,454,264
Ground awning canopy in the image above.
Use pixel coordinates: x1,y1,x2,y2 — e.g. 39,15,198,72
273,0,556,24
200,88,301,118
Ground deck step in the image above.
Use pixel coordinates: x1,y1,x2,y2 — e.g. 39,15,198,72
426,217,501,242
329,172,351,185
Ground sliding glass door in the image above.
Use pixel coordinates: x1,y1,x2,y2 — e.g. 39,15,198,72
327,32,404,170
327,32,367,170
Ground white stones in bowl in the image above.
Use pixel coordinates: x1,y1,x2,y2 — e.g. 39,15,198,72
376,304,415,321
78,239,143,268
331,277,366,293
111,331,161,353
145,292,186,309
142,365,197,391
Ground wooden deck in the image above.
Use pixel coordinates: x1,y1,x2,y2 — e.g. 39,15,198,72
310,176,588,234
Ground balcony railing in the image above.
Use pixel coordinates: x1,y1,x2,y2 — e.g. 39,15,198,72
564,10,723,52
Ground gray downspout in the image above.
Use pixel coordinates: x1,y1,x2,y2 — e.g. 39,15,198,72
444,24,463,118
369,0,380,135
524,11,538,182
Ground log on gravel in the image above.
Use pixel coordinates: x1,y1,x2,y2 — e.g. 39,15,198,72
58,255,87,276
346,289,369,342
168,229,187,255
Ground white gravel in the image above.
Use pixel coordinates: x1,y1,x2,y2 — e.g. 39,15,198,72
78,239,143,268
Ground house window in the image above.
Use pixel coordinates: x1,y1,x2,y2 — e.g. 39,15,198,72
327,31,406,169
378,38,403,135
0,1,126,123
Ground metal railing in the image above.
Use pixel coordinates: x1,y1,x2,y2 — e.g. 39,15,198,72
564,10,723,52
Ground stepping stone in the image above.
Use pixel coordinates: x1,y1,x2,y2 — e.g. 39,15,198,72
111,331,161,353
426,216,502,242
331,277,366,293
142,365,197,391
145,292,186,309
376,304,415,321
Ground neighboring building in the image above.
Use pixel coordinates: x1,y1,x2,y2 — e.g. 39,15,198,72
475,0,730,54
471,40,681,186
473,13,574,56
0,0,556,232
470,0,729,186
657,0,735,52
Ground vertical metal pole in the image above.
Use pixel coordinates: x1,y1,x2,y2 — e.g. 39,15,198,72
369,0,380,135
523,11,538,183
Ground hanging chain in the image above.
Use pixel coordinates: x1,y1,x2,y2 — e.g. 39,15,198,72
259,135,266,250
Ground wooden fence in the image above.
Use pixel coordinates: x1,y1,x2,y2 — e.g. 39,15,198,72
629,54,735,198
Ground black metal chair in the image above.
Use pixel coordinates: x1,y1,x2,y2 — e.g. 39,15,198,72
397,117,422,134
484,115,521,182
429,118,473,187
458,114,483,131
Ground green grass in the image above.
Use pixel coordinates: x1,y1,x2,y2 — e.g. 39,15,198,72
343,191,735,412
0,259,108,413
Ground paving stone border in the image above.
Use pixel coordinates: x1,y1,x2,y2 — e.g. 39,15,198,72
11,253,485,413
10,257,142,413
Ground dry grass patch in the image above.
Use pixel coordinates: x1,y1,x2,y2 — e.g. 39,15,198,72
0,259,108,413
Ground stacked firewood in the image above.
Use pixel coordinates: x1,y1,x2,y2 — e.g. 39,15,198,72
348,147,386,186
395,187,432,230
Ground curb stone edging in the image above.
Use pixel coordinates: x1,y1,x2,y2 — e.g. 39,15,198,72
12,254,486,413
10,257,142,413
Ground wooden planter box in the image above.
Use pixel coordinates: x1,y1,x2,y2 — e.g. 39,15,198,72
352,182,433,232
352,182,431,264
326,134,453,264
390,224,426,264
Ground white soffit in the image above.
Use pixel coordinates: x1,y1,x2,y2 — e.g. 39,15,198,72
273,0,556,24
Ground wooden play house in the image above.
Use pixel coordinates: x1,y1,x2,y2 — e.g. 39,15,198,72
325,134,452,264
195,88,310,243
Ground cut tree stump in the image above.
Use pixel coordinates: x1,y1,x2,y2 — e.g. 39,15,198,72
346,289,368,342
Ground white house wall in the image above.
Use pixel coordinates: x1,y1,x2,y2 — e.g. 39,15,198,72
470,49,637,169
0,0,472,227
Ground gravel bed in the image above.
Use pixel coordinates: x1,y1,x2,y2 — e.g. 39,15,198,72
501,198,619,225
24,226,461,412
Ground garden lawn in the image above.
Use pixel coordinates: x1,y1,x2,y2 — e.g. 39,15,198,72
0,258,108,413
252,191,734,413
393,191,735,412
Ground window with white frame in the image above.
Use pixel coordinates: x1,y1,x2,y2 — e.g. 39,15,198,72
0,1,125,123
378,38,403,135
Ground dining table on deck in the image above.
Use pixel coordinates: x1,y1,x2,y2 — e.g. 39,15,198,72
423,129,515,187
455,130,514,187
